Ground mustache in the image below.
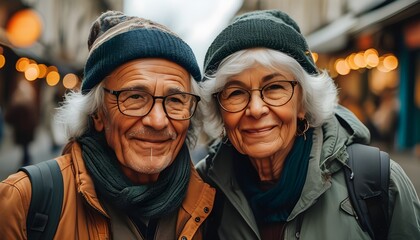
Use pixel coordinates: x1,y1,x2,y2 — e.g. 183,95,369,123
127,127,177,140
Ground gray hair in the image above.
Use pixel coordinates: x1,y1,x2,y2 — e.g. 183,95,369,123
199,48,338,141
55,76,202,148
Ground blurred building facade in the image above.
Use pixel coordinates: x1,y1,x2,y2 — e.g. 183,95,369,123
0,0,124,163
0,0,419,157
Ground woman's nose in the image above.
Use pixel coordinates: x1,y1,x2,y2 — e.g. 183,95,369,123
245,91,269,119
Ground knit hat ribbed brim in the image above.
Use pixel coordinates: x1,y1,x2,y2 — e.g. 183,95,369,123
82,11,201,93
204,10,318,76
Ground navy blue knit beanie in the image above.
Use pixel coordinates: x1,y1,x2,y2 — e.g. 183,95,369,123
204,9,318,76
82,11,201,93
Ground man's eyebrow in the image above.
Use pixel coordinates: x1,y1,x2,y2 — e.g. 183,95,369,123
120,85,148,91
166,87,186,94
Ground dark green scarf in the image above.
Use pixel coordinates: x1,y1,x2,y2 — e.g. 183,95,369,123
78,130,190,218
235,129,313,223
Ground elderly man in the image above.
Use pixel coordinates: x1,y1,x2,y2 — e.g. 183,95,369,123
0,11,214,239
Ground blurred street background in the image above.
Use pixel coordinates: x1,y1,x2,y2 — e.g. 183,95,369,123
0,0,419,192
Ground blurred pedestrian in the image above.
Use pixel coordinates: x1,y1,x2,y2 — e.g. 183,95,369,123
0,106,4,143
4,78,39,166
367,87,400,150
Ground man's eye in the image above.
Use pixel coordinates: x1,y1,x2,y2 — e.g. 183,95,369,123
128,94,143,99
167,96,183,103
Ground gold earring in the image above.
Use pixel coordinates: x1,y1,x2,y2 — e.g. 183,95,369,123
296,118,309,140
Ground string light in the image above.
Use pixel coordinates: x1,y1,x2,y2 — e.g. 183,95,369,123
6,55,80,88
0,54,5,69
324,49,398,76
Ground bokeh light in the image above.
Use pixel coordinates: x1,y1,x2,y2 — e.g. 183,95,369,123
38,64,48,78
311,52,319,63
335,58,350,75
0,54,5,69
46,71,60,86
63,73,79,89
24,63,39,81
364,48,379,68
354,52,367,68
6,9,43,47
16,57,29,72
383,55,398,71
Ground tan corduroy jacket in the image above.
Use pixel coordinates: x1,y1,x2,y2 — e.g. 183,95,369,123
0,141,215,240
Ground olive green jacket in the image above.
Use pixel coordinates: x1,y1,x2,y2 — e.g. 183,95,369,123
196,106,420,239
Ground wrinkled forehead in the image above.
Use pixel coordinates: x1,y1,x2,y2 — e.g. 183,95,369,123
103,58,191,91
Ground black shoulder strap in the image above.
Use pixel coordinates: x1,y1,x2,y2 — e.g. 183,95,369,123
197,152,224,240
344,144,390,240
19,159,64,240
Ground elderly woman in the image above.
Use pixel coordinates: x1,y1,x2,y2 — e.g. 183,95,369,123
197,10,420,240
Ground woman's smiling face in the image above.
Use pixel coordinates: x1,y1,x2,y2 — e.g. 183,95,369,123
220,65,305,159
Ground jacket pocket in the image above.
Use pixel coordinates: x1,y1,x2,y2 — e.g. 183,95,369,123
340,197,355,216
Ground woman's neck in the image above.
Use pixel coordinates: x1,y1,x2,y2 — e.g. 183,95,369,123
248,140,295,182
249,152,287,181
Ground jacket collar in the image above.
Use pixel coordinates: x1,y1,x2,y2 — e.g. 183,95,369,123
69,142,109,217
177,165,215,239
290,105,371,219
207,142,261,237
182,164,215,215
319,105,370,173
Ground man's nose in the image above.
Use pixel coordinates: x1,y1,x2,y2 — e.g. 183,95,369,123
142,100,169,130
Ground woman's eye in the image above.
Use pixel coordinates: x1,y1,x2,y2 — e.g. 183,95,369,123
223,89,246,98
265,84,284,90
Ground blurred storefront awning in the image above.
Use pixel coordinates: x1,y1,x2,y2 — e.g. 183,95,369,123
306,0,419,52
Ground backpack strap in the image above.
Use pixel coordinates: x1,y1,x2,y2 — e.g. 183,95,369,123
196,150,224,240
19,159,64,240
344,144,390,240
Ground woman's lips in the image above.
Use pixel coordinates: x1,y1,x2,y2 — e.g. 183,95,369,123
242,126,275,135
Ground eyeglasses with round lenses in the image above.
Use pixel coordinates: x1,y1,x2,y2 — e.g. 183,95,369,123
103,88,200,120
214,80,298,113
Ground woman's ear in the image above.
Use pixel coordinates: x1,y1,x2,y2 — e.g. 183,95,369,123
92,112,104,132
298,111,306,120
297,104,306,119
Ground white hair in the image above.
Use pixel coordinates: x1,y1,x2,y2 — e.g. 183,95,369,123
199,48,338,141
55,76,202,148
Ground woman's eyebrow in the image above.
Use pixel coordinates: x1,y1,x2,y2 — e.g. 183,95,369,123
224,79,246,88
262,73,285,82
224,72,286,88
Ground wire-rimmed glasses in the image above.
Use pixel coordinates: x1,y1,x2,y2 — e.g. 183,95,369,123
213,80,298,113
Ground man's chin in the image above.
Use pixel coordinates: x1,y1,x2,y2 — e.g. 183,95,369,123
133,156,174,174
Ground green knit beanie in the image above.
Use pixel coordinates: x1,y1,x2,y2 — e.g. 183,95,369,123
204,9,318,76
82,11,201,93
